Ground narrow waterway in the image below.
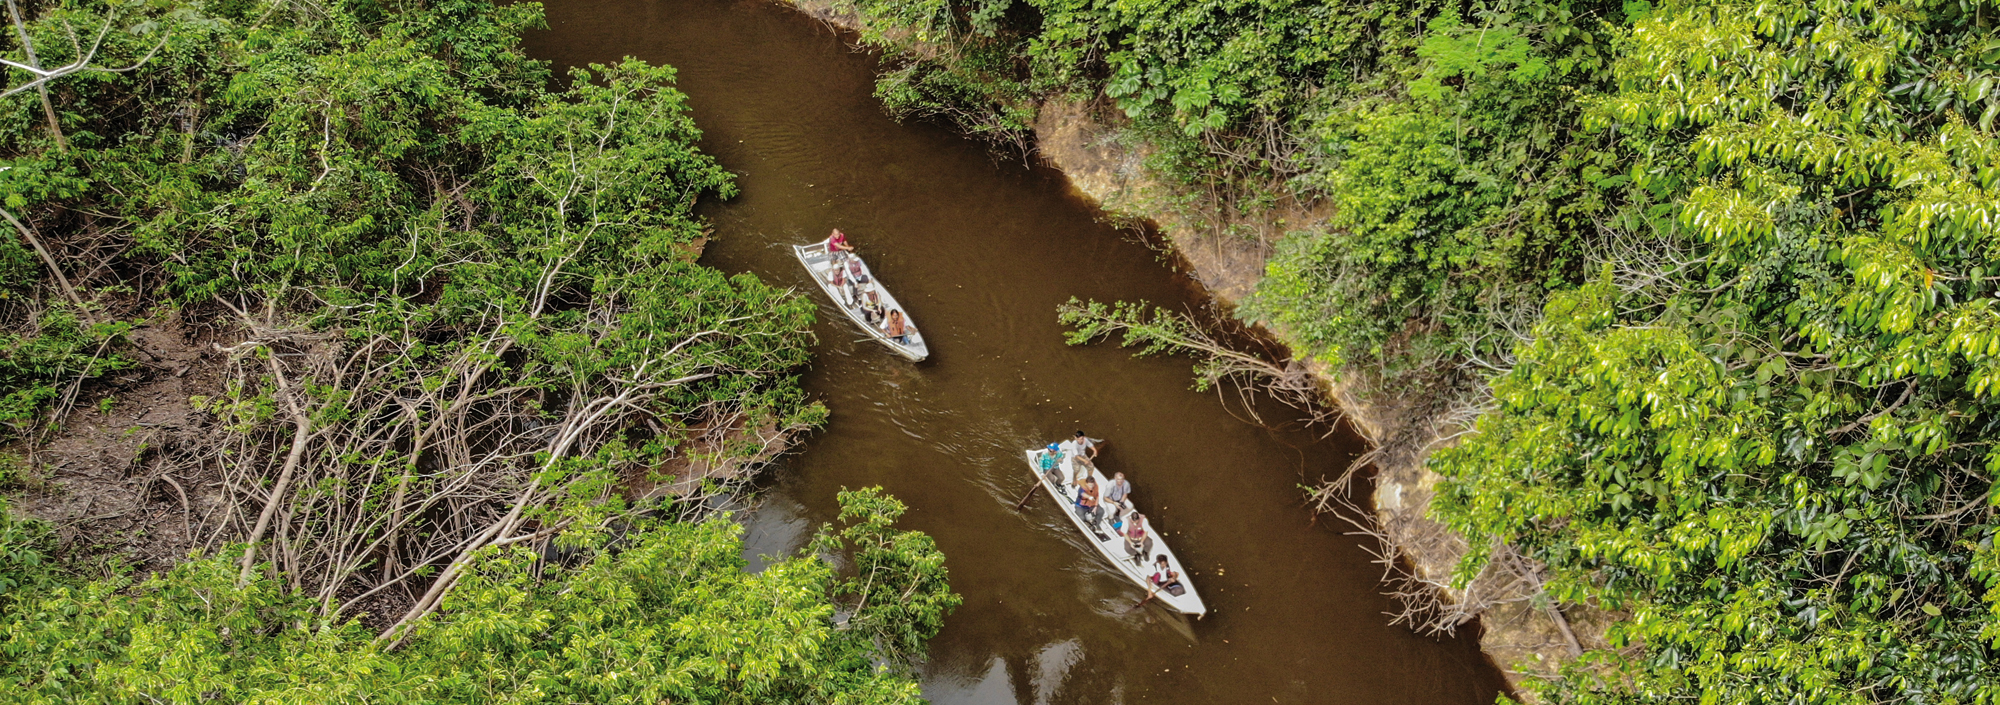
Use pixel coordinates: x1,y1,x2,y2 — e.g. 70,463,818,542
526,2,1508,702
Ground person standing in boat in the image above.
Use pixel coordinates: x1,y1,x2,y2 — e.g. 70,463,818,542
1123,513,1152,563
884,309,912,345
1065,430,1100,472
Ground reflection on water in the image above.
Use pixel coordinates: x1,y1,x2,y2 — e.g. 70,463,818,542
526,0,1510,702
1032,639,1086,704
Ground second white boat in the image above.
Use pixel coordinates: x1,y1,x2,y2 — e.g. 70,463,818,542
793,239,928,361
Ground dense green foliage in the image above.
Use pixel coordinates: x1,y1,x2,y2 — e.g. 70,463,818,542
1431,0,2000,700
0,488,957,704
0,307,128,436
839,0,1626,380
0,0,961,701
0,498,53,609
837,0,2000,700
0,0,813,434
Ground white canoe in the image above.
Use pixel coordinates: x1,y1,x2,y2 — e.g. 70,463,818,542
793,240,928,362
1021,447,1206,616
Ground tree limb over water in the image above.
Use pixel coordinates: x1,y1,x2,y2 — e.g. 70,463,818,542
1057,296,1333,428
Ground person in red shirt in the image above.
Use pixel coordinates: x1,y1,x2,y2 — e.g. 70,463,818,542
827,228,854,257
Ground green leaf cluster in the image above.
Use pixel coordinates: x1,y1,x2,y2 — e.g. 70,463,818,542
0,306,130,434
0,488,956,704
0,0,818,434
1430,0,2000,700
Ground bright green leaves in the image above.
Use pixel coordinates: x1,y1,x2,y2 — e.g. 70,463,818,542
1410,12,1549,102
0,492,953,705
1829,442,1892,490
812,488,962,664
1085,0,1351,135
1104,57,1169,119
0,499,50,611
0,306,133,435
1432,258,2000,700
1433,0,2000,699
1435,281,1783,590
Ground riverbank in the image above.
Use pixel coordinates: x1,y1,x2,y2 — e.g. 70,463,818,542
771,0,1596,696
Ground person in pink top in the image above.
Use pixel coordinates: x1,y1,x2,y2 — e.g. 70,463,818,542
1123,513,1152,563
827,228,854,257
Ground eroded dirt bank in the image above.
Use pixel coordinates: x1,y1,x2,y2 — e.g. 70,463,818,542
773,0,1599,696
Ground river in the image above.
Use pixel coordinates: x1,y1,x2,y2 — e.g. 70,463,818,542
524,1,1508,702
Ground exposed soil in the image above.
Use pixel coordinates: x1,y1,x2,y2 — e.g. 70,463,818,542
12,313,231,578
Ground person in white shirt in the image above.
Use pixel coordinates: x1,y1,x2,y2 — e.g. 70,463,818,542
1152,556,1176,588
1101,471,1131,522
1063,430,1100,478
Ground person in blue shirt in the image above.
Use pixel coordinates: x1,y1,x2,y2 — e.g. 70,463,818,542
1037,443,1064,486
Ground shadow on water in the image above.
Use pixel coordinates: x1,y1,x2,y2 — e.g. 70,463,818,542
525,1,1510,702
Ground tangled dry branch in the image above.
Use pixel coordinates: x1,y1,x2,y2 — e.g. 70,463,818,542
162,293,797,641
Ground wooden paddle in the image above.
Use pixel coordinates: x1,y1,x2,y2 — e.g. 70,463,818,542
1126,585,1161,613
1011,482,1042,511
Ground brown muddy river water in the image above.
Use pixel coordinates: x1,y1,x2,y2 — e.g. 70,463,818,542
526,2,1508,702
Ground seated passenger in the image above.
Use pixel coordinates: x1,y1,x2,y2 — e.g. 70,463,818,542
1102,471,1132,520
827,263,850,305
1149,555,1182,595
1037,442,1064,485
1123,513,1152,563
884,309,912,345
859,289,885,326
1074,475,1102,526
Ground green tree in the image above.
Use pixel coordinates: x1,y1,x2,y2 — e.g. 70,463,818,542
0,488,957,704
1432,0,2000,700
